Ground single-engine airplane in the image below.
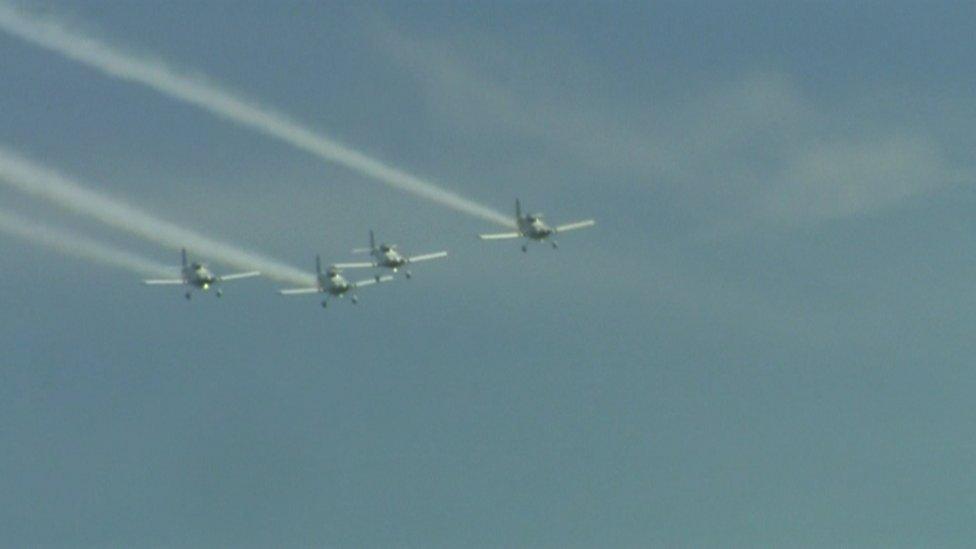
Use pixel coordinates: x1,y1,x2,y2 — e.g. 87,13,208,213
479,199,595,252
278,255,394,308
334,230,447,279
142,248,260,299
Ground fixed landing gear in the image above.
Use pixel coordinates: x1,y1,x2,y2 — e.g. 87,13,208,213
216,289,223,298
522,244,528,253
405,270,412,279
185,291,192,300
321,300,328,308
351,295,359,305
551,240,559,249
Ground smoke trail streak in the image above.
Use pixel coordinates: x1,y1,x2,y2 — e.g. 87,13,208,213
0,147,316,286
0,3,515,228
0,208,174,277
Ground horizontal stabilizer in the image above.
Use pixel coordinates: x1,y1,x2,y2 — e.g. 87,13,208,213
478,232,521,240
408,251,448,263
554,219,595,233
218,271,261,282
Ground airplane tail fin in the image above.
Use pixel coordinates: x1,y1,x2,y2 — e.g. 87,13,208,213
181,248,188,268
315,255,323,275
352,231,377,254
515,198,522,220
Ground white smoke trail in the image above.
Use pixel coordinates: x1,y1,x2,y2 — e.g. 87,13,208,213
0,208,174,277
0,146,316,286
0,3,515,228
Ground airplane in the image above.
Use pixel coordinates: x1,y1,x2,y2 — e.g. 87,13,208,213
142,248,261,300
278,255,394,308
478,199,595,252
334,230,448,279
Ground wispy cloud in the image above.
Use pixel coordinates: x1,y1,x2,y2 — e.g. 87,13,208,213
374,25,687,182
763,134,963,224
374,25,970,235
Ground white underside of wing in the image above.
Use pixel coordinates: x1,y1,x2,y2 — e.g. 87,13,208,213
479,232,521,240
408,251,448,263
142,279,185,285
353,275,395,288
333,261,376,269
218,271,261,282
554,219,596,233
278,288,321,296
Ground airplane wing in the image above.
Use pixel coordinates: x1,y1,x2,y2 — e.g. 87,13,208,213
142,278,184,285
352,275,395,288
407,251,448,263
554,219,596,233
218,271,261,282
478,232,521,240
278,288,321,296
333,261,376,269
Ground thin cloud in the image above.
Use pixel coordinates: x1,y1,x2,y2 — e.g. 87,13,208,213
763,134,965,224
374,25,969,233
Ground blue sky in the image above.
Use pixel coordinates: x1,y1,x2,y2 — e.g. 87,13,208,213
2,1,976,546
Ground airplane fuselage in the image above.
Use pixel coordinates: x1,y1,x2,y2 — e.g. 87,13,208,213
519,216,554,241
376,247,408,270
184,264,217,290
319,272,352,297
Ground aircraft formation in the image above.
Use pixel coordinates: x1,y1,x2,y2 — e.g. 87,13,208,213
142,201,595,309
0,5,597,307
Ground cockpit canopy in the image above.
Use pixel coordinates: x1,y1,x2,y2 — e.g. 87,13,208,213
191,262,204,270
380,244,395,252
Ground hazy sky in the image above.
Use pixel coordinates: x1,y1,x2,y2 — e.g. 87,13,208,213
2,1,976,546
